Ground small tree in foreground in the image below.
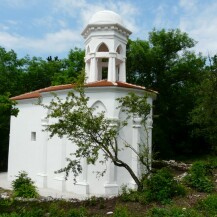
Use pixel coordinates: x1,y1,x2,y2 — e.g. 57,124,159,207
12,171,39,198
40,86,152,191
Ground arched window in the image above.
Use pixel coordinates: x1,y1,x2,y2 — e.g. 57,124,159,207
116,45,123,54
97,43,109,52
91,100,107,115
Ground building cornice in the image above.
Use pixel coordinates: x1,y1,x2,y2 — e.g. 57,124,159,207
81,23,132,39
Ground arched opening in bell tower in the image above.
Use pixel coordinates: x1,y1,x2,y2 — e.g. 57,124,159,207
97,42,109,80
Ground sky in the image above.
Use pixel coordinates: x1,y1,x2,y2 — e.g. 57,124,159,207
0,0,217,59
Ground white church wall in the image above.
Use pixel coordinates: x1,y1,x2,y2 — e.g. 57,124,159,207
8,100,45,182
8,87,153,197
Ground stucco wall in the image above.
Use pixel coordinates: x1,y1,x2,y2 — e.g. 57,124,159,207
8,87,153,197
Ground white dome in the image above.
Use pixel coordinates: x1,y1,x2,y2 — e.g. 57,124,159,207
89,10,124,26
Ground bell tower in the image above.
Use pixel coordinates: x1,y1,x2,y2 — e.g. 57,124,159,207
81,10,132,83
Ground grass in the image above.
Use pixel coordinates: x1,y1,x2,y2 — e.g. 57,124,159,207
0,157,217,216
1,188,216,216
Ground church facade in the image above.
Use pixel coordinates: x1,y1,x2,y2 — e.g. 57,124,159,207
8,11,156,197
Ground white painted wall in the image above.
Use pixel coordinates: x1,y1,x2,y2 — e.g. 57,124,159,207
8,87,153,197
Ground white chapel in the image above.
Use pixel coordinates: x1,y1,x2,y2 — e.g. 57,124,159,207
8,10,157,197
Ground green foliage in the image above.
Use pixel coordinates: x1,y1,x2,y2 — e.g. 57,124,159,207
67,207,87,217
0,94,18,171
113,205,129,217
0,198,13,207
85,196,98,206
126,29,206,158
0,46,25,171
190,55,217,152
84,196,105,209
120,185,147,204
197,194,217,216
145,168,186,203
117,92,151,121
184,161,214,192
0,208,43,217
52,48,85,85
11,171,39,198
120,168,185,204
147,206,202,217
0,213,20,217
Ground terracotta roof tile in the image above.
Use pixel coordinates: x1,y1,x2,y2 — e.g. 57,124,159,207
11,80,157,101
10,91,40,100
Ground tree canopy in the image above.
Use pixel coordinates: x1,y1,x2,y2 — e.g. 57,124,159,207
127,29,207,158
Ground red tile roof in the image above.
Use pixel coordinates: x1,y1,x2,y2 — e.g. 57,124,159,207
11,80,157,101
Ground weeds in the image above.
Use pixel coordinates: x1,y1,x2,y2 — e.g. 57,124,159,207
196,194,217,216
144,168,186,203
147,206,202,217
184,161,214,192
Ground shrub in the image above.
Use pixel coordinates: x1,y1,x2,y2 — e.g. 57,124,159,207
0,214,20,217
145,168,186,203
85,196,98,206
184,161,214,192
0,208,43,217
147,206,202,217
11,171,39,198
113,205,129,217
49,203,65,217
197,194,217,216
120,168,185,204
67,207,87,217
120,185,147,204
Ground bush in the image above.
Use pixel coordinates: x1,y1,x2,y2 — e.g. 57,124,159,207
184,161,214,192
147,206,202,217
11,171,39,198
67,207,87,217
0,208,43,217
120,168,185,204
120,185,147,204
197,194,217,216
145,168,186,203
49,203,65,217
113,205,129,217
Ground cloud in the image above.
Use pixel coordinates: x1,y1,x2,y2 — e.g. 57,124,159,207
153,4,166,28
0,29,81,57
179,0,198,12
52,0,139,31
1,0,139,57
179,0,217,55
2,0,37,8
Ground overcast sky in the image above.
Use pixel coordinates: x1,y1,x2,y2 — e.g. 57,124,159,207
0,0,217,59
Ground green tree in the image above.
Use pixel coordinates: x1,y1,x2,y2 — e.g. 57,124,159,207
22,56,63,92
0,47,26,96
40,87,151,191
190,55,217,152
0,94,18,170
0,47,25,171
51,48,85,85
126,29,206,158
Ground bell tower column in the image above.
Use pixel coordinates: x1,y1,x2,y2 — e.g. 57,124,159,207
108,53,116,82
89,54,98,82
85,59,90,83
119,58,126,82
